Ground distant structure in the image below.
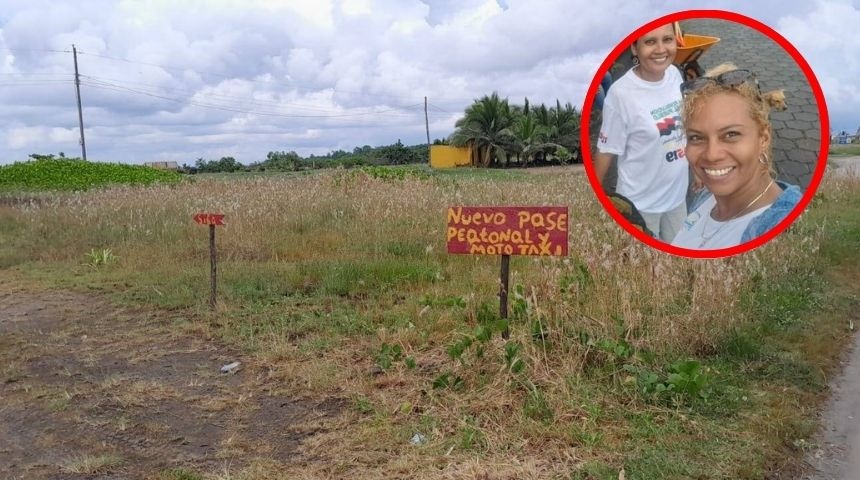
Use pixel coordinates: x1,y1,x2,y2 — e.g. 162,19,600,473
430,145,472,169
832,130,858,145
144,161,179,170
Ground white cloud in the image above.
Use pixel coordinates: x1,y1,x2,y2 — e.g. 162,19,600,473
341,0,373,16
6,125,77,149
285,48,324,84
0,0,855,164
776,0,860,132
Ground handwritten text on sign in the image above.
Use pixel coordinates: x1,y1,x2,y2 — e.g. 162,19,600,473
447,206,568,256
193,213,225,226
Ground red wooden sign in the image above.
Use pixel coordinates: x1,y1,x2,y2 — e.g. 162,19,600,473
447,206,568,256
193,213,225,226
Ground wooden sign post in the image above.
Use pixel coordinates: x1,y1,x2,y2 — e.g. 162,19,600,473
193,213,225,308
447,206,568,337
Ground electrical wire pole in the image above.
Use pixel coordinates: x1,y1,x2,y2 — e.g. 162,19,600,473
72,44,87,160
424,95,431,150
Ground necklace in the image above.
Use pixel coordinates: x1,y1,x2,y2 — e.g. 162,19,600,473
698,179,774,248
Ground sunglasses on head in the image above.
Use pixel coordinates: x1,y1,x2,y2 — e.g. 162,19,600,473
680,69,759,96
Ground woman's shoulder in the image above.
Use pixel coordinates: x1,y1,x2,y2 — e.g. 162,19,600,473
667,64,685,84
687,188,713,214
608,67,678,101
741,181,803,242
775,181,802,203
607,68,638,92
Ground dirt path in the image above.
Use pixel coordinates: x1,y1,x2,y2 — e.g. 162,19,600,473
801,156,860,479
804,333,860,480
0,279,343,479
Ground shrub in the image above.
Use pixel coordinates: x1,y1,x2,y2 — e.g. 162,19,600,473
0,158,182,191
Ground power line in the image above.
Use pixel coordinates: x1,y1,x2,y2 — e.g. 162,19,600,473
78,74,411,114
0,72,74,77
2,47,529,109
0,47,70,54
0,64,432,120
1,47,460,130
76,50,417,101
0,80,72,86
82,79,424,117
428,102,453,113
81,79,424,118
78,50,238,78
75,49,474,103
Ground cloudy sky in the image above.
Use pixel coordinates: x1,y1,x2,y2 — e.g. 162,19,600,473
0,0,857,165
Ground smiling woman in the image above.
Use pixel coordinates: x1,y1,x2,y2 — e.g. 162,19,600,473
671,67,802,249
593,23,691,243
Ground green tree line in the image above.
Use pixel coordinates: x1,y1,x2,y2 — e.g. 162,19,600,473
449,92,581,167
188,140,428,173
191,92,581,173
23,92,581,174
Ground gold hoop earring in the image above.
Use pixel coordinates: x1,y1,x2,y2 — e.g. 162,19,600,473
632,55,639,65
759,153,769,166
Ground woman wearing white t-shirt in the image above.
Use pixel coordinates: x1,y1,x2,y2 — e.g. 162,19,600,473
671,69,801,249
594,23,689,242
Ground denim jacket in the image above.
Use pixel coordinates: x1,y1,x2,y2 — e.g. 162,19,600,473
687,180,802,243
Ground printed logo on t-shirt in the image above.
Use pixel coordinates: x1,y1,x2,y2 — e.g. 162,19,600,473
650,100,681,121
599,131,608,144
650,101,686,163
656,115,680,137
658,115,685,162
683,210,702,230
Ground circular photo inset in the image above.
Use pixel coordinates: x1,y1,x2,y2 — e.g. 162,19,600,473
582,10,828,258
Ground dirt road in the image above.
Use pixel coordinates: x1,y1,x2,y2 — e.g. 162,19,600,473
805,335,860,480
802,156,860,480
0,278,342,479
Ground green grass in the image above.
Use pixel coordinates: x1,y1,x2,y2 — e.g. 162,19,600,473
0,209,29,268
828,143,860,156
296,259,438,296
570,462,616,480
0,167,858,479
613,177,860,478
0,158,183,191
430,165,538,181
156,468,204,480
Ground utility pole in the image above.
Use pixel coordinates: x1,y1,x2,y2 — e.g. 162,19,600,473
424,96,431,144
424,96,431,163
72,44,87,160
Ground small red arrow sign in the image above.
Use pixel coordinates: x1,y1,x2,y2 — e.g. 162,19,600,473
193,213,225,226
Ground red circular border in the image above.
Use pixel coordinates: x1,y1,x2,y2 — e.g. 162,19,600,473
581,9,829,259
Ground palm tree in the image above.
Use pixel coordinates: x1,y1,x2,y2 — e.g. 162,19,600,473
550,100,581,162
449,92,516,167
511,113,549,166
531,101,581,163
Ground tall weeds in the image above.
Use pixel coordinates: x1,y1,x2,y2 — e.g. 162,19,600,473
1,166,848,479
2,167,828,365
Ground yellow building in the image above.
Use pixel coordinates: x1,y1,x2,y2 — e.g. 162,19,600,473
429,145,472,169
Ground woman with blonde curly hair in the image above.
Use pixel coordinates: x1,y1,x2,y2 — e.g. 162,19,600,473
671,68,802,249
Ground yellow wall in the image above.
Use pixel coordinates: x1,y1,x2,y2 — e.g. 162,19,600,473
430,145,472,169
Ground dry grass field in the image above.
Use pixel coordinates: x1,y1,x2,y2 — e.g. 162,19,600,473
1,164,858,479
